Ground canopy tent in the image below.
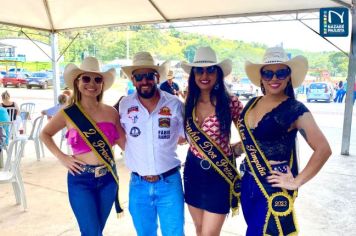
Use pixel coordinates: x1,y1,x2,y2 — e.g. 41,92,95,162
0,0,352,32
0,0,354,155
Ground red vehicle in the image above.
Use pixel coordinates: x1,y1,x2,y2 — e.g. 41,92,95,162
1,73,29,88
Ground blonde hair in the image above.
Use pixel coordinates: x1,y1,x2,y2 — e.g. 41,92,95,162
1,90,10,100
57,94,67,105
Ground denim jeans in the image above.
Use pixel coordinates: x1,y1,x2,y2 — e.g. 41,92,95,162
129,171,184,236
241,172,270,236
67,171,117,236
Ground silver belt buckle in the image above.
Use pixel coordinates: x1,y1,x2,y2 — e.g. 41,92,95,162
95,166,107,178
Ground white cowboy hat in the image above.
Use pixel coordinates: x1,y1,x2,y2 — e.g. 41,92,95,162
245,47,308,88
181,46,232,77
63,56,116,91
121,52,170,82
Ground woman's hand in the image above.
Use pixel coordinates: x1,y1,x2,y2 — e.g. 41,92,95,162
266,167,300,190
232,141,244,158
58,154,85,176
178,136,187,145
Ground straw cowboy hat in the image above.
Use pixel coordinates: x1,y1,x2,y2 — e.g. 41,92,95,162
167,70,174,79
181,46,232,77
63,56,116,91
245,47,308,88
121,52,170,82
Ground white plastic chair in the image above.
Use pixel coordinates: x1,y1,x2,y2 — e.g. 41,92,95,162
20,115,44,161
20,102,36,133
20,102,35,115
0,137,27,210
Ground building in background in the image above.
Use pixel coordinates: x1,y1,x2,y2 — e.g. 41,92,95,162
0,38,51,62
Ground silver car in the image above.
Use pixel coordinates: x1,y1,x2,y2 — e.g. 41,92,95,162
306,82,334,103
26,72,53,89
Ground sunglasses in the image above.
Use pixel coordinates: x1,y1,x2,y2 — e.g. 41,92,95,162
79,75,103,84
132,72,157,82
193,66,217,75
260,68,291,81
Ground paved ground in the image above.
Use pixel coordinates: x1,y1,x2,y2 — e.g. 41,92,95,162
0,88,356,235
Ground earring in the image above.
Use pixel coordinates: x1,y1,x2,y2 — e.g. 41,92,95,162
214,83,220,90
260,81,266,95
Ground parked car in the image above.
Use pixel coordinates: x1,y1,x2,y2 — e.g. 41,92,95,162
1,73,29,88
8,68,31,74
306,82,334,103
230,77,259,99
0,71,6,79
26,72,53,89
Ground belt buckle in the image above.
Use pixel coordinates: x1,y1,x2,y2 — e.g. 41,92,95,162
95,166,107,178
143,175,159,182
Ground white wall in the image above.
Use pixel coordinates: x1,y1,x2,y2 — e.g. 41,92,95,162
0,38,51,62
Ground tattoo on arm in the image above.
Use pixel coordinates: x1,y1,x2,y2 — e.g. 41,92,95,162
299,128,308,141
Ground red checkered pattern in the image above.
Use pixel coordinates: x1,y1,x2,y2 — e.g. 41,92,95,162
189,96,243,158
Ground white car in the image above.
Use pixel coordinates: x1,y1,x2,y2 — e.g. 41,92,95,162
231,78,259,99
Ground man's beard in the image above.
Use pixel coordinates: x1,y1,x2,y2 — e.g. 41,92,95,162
136,84,157,99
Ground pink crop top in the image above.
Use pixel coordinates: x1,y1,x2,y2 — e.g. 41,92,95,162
66,122,119,155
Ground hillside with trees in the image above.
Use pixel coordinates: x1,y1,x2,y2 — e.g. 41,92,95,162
0,25,349,78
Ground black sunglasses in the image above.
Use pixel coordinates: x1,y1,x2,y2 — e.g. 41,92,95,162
133,72,157,82
260,68,291,81
79,75,103,84
193,66,217,75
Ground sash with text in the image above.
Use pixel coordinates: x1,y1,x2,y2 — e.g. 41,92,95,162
63,103,123,216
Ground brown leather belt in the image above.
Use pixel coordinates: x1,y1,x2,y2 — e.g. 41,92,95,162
132,166,180,183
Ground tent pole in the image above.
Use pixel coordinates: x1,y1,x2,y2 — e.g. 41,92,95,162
50,32,60,106
341,1,356,155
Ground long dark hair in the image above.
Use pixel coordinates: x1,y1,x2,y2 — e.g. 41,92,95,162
184,66,232,136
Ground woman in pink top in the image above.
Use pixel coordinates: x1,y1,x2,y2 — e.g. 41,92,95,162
40,57,125,236
182,47,244,235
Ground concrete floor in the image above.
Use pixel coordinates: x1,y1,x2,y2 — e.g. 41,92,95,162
1,121,356,236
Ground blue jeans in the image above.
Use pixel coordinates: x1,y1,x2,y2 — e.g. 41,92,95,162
241,172,267,236
334,89,345,103
129,171,184,236
67,171,117,236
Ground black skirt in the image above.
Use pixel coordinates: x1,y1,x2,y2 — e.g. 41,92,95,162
183,151,230,214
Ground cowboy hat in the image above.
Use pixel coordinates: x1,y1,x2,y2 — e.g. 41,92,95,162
181,46,232,77
63,57,116,91
167,70,174,79
245,47,308,88
121,52,170,82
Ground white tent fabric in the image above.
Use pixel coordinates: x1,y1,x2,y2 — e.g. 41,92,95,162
0,0,354,155
0,0,352,32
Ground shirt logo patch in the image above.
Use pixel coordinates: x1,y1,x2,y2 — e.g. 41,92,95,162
158,118,170,128
158,130,170,139
129,115,138,123
158,106,172,116
130,127,141,137
128,106,139,114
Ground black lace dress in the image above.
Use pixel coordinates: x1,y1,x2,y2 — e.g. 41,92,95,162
240,96,310,236
249,96,309,164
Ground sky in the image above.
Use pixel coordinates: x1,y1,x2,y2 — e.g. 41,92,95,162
179,19,351,53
